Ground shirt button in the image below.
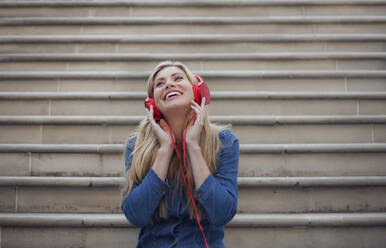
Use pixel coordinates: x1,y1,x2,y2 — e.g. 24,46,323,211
197,192,203,198
160,185,167,191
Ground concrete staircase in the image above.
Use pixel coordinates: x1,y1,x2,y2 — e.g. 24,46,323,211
0,0,386,247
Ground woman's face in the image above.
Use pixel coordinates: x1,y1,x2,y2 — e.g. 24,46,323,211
152,66,194,115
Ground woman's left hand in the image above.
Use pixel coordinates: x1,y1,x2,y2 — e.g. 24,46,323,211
185,97,206,147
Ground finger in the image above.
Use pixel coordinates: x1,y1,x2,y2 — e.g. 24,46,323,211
146,106,159,129
145,107,152,122
191,103,200,111
191,100,206,117
191,100,201,108
149,105,154,118
159,119,169,132
191,108,204,127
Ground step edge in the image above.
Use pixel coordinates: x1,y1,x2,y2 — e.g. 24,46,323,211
1,176,386,187
1,16,386,25
1,91,386,100
1,0,386,7
1,115,386,125
1,143,386,153
1,70,385,79
1,34,385,43
1,52,386,61
1,212,386,228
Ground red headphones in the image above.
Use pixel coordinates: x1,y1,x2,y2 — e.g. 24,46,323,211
144,74,211,248
144,74,211,120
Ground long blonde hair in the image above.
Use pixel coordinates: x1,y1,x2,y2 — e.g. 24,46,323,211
122,61,224,220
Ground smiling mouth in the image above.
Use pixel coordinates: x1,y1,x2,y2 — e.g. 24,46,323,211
164,91,182,100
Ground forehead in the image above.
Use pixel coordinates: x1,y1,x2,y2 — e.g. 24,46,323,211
154,66,185,81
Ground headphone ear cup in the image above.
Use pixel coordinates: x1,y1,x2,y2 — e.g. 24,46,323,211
144,97,162,120
193,83,200,104
193,82,211,105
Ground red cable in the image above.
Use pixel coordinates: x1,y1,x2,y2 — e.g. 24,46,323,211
183,114,210,248
161,117,210,248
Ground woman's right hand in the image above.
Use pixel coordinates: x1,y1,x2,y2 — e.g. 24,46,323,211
145,105,174,151
145,106,174,180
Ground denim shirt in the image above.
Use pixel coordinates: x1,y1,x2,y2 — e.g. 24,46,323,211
121,129,239,248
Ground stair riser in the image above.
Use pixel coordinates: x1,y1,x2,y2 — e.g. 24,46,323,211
224,227,386,248
1,99,385,115
1,59,384,71
1,42,384,54
1,5,385,17
1,186,385,214
1,226,386,248
1,186,121,213
1,227,137,248
0,152,122,177
240,153,386,177
238,186,386,213
1,124,385,144
1,152,385,177
1,79,385,92
1,23,385,35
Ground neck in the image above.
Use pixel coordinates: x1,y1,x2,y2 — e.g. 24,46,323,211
163,111,187,145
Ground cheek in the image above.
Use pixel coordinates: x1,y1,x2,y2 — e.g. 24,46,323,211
187,91,194,101
153,88,162,102
186,85,195,100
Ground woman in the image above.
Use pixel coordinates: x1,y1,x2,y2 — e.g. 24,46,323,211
121,61,239,248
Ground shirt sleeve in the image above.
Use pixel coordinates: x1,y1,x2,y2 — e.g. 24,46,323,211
121,136,170,227
194,129,239,226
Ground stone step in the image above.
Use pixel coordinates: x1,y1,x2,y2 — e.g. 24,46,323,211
1,176,385,214
1,76,385,93
1,115,385,144
2,211,385,228
1,16,385,35
1,143,385,177
1,34,384,53
1,212,385,248
1,91,385,115
1,70,384,80
3,16,386,25
3,52,385,61
0,0,385,17
1,52,385,71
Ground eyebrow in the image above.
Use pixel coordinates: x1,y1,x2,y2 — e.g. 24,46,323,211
155,72,184,82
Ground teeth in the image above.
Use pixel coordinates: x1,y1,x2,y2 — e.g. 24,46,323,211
166,91,181,99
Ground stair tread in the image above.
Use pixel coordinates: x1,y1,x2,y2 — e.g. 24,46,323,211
1,16,386,25
1,91,386,100
1,175,386,187
1,52,385,59
1,143,385,153
1,34,386,43
1,70,384,79
1,212,385,228
1,115,386,124
1,0,385,7
1,52,385,62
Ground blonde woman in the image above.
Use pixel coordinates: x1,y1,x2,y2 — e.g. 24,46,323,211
121,61,239,247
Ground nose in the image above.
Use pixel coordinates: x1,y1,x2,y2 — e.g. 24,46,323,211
165,79,176,89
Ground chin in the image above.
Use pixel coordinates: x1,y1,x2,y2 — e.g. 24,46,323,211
161,99,191,113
